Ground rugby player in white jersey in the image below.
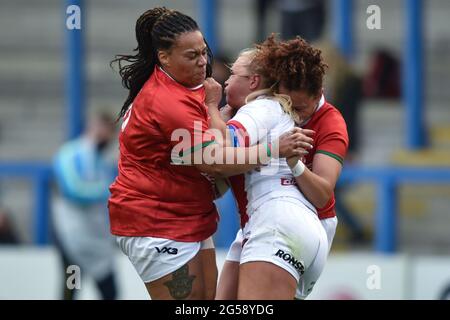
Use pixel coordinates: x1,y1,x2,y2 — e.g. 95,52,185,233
205,47,328,300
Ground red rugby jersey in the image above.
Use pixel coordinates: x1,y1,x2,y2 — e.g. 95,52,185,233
108,66,218,241
302,100,349,219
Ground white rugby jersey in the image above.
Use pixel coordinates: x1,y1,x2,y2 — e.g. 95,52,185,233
227,96,316,215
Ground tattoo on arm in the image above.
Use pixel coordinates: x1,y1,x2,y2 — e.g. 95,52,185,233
163,264,196,299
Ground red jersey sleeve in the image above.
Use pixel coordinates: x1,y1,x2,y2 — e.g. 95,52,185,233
315,108,349,165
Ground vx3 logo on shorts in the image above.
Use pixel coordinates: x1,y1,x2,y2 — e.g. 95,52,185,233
155,247,178,255
274,249,305,275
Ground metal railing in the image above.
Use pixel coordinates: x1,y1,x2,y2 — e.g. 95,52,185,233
339,166,450,253
2,162,449,253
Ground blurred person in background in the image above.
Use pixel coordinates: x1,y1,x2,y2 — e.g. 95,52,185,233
279,0,326,42
52,111,118,300
255,0,273,41
0,207,20,244
254,0,326,43
440,284,450,300
362,49,401,99
109,7,305,300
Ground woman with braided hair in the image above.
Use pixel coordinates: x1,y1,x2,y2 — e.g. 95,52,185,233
108,8,305,300
109,7,217,300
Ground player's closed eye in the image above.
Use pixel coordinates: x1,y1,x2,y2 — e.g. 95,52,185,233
186,50,207,60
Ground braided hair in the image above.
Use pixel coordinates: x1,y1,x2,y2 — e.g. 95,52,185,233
111,7,213,120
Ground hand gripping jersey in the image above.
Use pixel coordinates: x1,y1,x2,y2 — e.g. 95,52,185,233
227,96,316,226
108,66,218,241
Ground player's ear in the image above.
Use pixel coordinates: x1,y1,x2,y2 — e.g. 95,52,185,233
249,74,261,90
158,50,170,68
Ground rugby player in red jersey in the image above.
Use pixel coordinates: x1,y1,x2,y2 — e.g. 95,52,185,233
109,9,305,300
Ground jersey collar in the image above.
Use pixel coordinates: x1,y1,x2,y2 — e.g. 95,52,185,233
299,94,325,127
158,66,204,91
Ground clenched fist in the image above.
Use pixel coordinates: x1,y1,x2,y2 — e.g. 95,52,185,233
203,77,223,108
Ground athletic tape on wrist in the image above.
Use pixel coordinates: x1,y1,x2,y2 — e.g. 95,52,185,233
291,160,305,177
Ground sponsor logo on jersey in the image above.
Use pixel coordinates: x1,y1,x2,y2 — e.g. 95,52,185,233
281,177,297,186
155,247,178,255
274,249,305,274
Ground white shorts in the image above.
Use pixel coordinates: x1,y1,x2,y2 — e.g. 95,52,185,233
116,235,214,283
226,197,328,288
225,201,336,299
321,216,338,253
226,216,338,262
294,216,337,299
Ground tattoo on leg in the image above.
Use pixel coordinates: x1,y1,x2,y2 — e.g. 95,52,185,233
163,264,196,299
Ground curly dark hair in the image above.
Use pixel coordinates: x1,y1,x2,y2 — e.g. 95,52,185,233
252,34,328,97
111,7,213,120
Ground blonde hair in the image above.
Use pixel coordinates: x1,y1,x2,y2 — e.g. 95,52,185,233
237,48,258,65
236,48,299,123
245,89,298,124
